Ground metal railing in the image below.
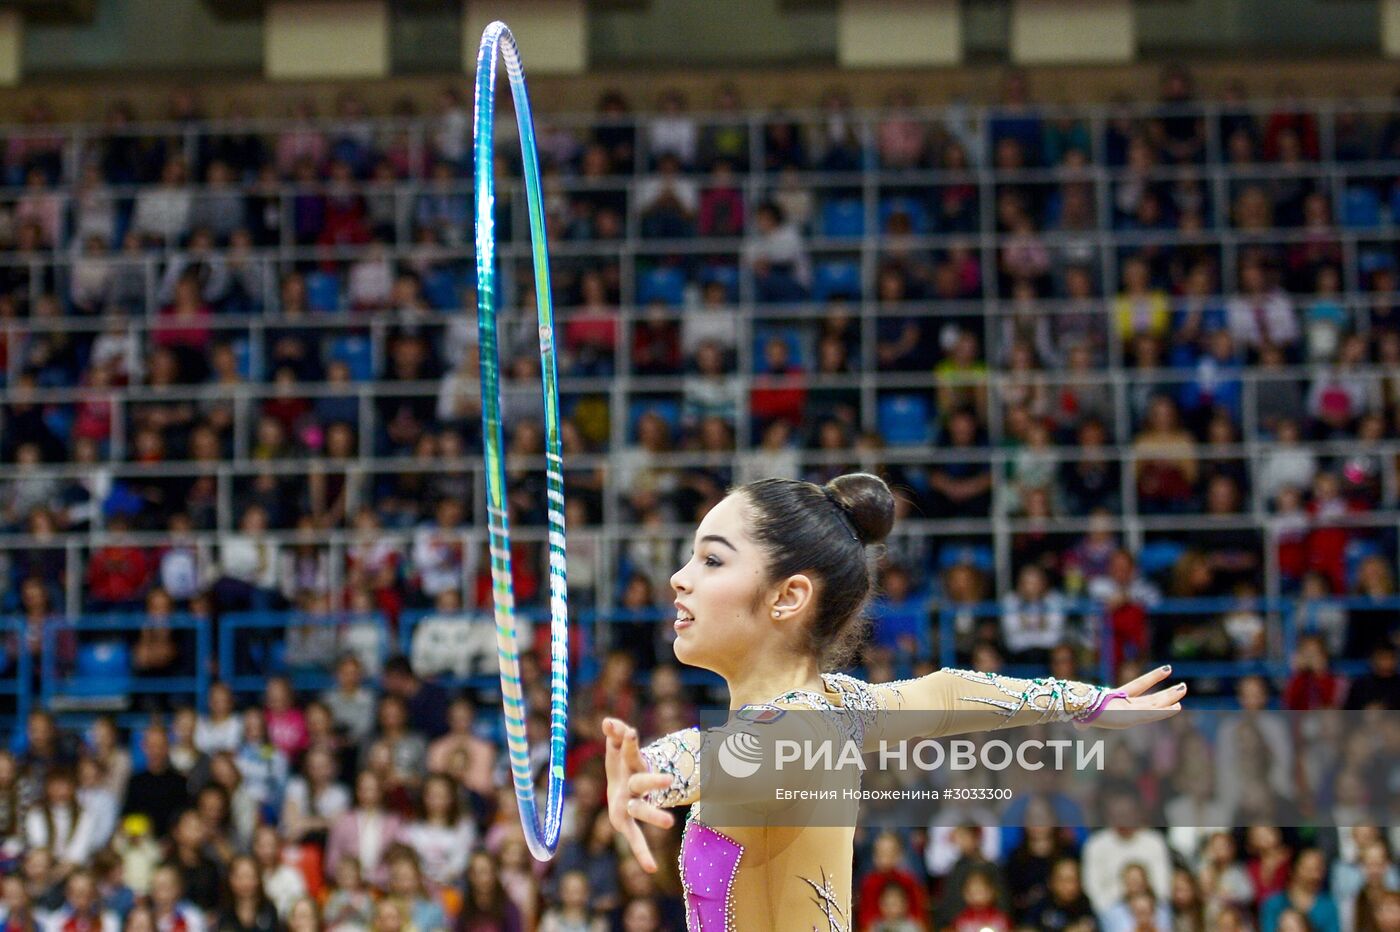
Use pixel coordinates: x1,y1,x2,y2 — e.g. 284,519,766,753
6,589,1384,735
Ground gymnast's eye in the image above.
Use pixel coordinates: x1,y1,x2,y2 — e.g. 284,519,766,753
704,555,722,568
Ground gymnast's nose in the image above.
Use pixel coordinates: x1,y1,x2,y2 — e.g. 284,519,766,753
670,563,691,595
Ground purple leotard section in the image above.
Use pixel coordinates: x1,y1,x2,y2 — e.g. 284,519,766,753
680,819,743,930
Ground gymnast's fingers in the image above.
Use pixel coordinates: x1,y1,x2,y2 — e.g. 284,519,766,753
1140,683,1188,707
1116,664,1173,697
621,814,659,872
622,728,648,772
628,772,674,796
627,796,675,830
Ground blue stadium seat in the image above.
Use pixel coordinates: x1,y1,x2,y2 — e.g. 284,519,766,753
305,271,343,312
812,261,862,300
43,407,73,440
1359,250,1396,277
628,399,681,438
329,335,374,381
753,327,805,373
879,196,930,234
1341,187,1382,229
877,394,932,446
820,199,865,239
68,642,132,699
247,639,288,675
231,337,255,380
938,544,994,573
699,264,740,301
638,267,686,306
1345,538,1384,589
1138,540,1187,577
423,269,460,310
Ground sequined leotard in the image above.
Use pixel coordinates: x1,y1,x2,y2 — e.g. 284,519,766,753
637,668,1116,932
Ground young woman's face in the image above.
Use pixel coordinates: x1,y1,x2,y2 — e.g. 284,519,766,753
288,901,318,932
668,493,774,674
356,772,383,809
423,779,451,819
230,859,260,900
373,900,403,932
467,854,495,891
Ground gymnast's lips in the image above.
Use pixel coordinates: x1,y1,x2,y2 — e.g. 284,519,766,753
674,602,694,630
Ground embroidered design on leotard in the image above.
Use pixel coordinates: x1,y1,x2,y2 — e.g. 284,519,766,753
939,668,1109,725
799,865,850,932
639,726,702,808
769,671,912,747
678,816,743,931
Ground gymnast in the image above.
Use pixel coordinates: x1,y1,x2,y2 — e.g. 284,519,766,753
601,472,1185,931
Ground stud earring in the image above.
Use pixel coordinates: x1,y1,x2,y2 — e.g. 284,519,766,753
772,610,781,618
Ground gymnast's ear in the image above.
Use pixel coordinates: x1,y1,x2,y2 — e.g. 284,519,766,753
769,573,815,622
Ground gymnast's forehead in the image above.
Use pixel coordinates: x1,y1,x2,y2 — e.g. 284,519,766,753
693,493,749,547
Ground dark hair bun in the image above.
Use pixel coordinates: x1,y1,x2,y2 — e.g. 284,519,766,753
825,473,895,546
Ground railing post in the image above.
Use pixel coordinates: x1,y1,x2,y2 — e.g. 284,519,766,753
196,613,211,712
15,620,30,735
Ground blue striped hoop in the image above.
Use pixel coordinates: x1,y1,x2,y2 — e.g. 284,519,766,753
473,20,569,861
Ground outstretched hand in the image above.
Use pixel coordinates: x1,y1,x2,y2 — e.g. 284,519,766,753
602,717,675,873
1089,664,1187,729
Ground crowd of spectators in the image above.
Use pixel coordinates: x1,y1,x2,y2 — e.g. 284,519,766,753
3,69,1400,676
0,65,1398,930
0,644,1396,932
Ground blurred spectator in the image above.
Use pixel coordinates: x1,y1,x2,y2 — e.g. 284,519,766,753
213,505,279,613
744,201,810,301
1228,259,1299,358
1082,788,1172,920
869,564,930,662
998,565,1067,663
325,771,402,889
1307,333,1380,438
925,408,992,519
1343,643,1400,710
189,161,245,242
130,159,192,245
1101,863,1172,931
1114,256,1170,348
380,656,450,741
1025,858,1097,930
877,90,926,170
1259,419,1318,505
1260,848,1340,932
749,335,807,436
1089,550,1162,668
647,90,698,166
1282,633,1344,710
120,726,190,839
1346,555,1397,659
84,516,154,611
1134,396,1197,514
934,329,988,420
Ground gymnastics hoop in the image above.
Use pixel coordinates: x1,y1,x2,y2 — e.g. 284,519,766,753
473,20,569,862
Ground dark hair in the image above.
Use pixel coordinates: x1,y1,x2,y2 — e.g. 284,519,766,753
740,473,895,669
382,655,414,679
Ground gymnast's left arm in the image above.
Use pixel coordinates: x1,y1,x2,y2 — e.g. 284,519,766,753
857,663,1187,747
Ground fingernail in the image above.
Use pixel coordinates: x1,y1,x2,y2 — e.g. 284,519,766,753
1160,665,1171,672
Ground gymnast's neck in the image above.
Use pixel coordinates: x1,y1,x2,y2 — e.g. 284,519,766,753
722,652,825,711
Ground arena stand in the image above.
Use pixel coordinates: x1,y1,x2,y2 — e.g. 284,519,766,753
0,70,1396,931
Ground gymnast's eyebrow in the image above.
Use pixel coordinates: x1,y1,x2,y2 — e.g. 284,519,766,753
700,534,738,552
